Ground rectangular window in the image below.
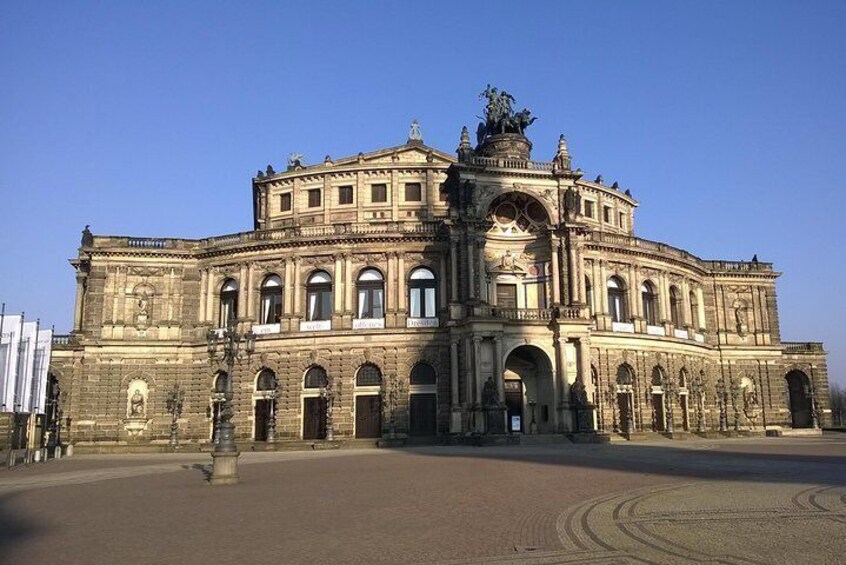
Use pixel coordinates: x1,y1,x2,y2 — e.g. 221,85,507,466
338,185,353,205
404,183,422,202
438,183,448,202
371,184,387,203
619,212,626,229
308,189,321,208
603,206,612,224
583,200,594,218
280,193,292,212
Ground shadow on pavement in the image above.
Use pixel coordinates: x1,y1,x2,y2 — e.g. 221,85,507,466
0,493,43,562
397,436,846,487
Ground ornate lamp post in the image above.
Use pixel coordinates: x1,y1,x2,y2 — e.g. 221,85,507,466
319,376,341,441
206,321,256,485
266,386,277,443
166,384,185,449
691,375,705,433
715,378,728,432
528,399,537,434
46,382,61,451
382,373,404,438
808,382,820,430
665,375,678,435
729,379,741,431
604,387,618,433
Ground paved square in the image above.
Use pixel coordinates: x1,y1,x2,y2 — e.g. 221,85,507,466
1,435,845,564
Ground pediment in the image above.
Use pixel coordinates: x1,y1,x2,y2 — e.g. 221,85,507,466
334,144,456,167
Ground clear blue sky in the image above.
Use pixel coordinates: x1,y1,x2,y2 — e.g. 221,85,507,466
1,1,843,385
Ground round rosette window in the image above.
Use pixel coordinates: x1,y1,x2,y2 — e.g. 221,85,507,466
487,192,549,235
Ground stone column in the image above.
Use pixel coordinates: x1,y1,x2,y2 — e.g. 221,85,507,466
450,338,461,433
476,236,487,303
494,335,504,403
658,272,669,323
466,233,476,301
473,336,483,431
550,235,561,305
283,259,293,316
566,233,577,305
628,264,639,321
292,258,302,318
237,264,247,319
334,254,344,315
681,278,692,328
579,339,592,398
438,254,448,312
598,260,608,314
574,236,585,304
198,269,207,323
246,263,255,320
463,338,473,405
397,252,407,319
344,253,353,319
206,270,216,324
73,272,87,332
449,235,459,303
385,252,396,325
697,287,706,331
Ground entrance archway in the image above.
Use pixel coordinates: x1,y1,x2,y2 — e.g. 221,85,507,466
503,345,554,434
785,370,813,428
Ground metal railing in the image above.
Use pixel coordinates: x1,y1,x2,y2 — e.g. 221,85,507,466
467,156,554,171
481,307,554,321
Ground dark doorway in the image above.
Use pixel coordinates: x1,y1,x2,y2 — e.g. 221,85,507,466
355,395,382,438
652,394,666,431
786,370,813,428
617,392,631,432
497,284,518,309
505,379,523,433
303,396,327,440
254,399,272,441
409,394,437,436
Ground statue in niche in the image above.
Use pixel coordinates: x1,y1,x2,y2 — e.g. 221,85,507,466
734,302,749,336
742,385,761,428
570,379,589,407
129,388,145,418
501,250,516,270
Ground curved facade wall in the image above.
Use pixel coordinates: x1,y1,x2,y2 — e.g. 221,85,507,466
50,132,830,448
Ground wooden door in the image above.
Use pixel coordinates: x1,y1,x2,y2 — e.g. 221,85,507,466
409,394,437,436
496,284,518,309
303,397,327,440
254,399,270,441
652,394,666,431
355,395,382,439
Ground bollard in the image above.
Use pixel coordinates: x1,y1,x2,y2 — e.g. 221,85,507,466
34,449,41,463
54,446,62,460
65,444,74,457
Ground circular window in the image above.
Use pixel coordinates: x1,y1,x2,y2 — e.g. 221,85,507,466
527,201,547,223
495,202,518,224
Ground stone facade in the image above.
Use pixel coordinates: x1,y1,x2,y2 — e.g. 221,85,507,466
50,104,830,449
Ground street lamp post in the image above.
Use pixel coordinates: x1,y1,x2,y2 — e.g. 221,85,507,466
166,384,185,449
319,376,341,442
206,321,256,485
691,375,705,433
730,380,741,431
715,378,728,432
665,376,678,435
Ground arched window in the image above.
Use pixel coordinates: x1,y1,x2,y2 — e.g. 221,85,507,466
260,275,283,324
651,366,665,387
689,290,699,329
678,368,688,389
669,285,682,327
213,371,228,394
219,279,238,326
616,364,633,386
304,366,328,389
585,276,593,316
306,271,332,321
256,368,277,392
409,267,437,318
607,276,628,323
356,268,385,319
641,281,659,325
356,364,382,387
410,363,436,385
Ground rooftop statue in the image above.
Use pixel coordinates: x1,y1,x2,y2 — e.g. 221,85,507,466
478,85,537,142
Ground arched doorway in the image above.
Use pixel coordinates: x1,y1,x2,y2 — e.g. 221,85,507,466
302,366,328,440
785,370,813,428
503,345,554,434
355,364,383,439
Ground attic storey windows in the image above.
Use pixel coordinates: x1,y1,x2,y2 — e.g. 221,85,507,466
583,200,595,218
371,184,388,203
404,182,422,202
308,189,321,208
338,185,353,205
280,193,292,212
